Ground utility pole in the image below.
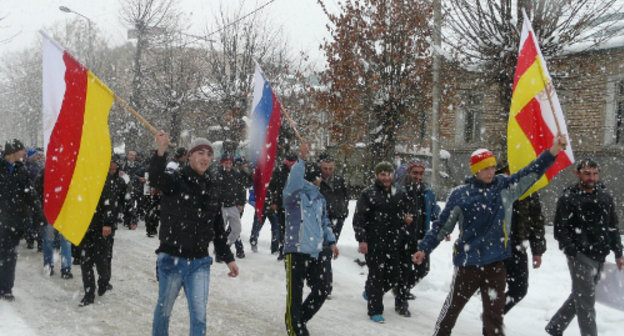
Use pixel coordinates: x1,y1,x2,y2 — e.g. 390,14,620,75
431,0,441,191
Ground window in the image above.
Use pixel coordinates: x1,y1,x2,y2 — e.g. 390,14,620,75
463,94,483,143
617,82,624,144
604,76,624,146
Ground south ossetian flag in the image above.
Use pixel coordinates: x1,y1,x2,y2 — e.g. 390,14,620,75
248,63,282,220
507,12,574,199
41,31,114,245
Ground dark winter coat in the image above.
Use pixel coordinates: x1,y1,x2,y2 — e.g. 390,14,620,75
353,180,406,250
267,163,291,210
554,183,623,262
402,182,427,251
319,174,349,220
511,193,546,256
418,151,556,267
80,171,126,247
149,154,234,262
215,167,248,208
0,158,43,248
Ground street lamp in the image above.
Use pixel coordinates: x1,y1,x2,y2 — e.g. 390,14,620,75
59,5,93,65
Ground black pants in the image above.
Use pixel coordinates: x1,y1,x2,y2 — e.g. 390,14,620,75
277,209,286,254
145,195,160,236
503,244,529,314
80,236,112,299
364,246,400,316
0,245,17,295
284,250,332,336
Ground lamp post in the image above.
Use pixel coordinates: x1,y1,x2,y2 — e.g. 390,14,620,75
59,5,93,66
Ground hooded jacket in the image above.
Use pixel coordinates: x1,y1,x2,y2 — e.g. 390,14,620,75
554,183,623,262
282,160,336,258
418,151,556,267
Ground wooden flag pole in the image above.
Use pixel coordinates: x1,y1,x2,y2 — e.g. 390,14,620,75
534,55,562,135
280,105,306,146
113,94,174,147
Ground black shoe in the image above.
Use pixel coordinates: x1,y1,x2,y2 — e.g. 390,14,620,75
236,251,245,259
72,258,82,266
98,283,113,296
395,306,411,317
61,270,73,279
26,241,35,249
79,296,94,307
277,252,285,261
2,293,15,301
146,232,154,237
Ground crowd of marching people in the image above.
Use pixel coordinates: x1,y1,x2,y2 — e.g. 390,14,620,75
1,131,623,336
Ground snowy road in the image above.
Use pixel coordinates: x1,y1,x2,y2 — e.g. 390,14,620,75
1,202,623,335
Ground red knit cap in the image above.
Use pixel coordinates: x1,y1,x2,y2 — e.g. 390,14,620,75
470,149,496,174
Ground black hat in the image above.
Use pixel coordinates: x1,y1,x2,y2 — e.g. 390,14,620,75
221,151,234,163
318,152,334,163
4,139,25,156
304,162,322,183
285,151,298,162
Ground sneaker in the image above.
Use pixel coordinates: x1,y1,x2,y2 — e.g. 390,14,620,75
395,306,411,317
79,296,94,307
2,293,15,302
362,291,368,301
61,270,73,279
370,315,385,323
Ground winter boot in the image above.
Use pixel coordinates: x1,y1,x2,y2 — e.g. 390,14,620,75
79,295,94,307
61,269,73,279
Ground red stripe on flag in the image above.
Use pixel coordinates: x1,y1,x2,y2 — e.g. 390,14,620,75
513,32,539,91
514,98,553,156
44,52,87,225
254,94,282,220
546,154,572,180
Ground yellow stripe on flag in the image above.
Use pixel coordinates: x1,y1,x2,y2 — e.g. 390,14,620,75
509,59,546,117
55,72,114,245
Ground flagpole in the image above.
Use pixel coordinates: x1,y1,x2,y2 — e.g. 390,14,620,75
113,94,174,147
280,106,306,146
534,55,562,134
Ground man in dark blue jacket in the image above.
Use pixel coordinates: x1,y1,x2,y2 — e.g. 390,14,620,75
413,134,567,336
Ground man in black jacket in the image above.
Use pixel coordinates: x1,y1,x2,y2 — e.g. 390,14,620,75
318,153,349,242
78,157,126,306
546,158,624,336
353,161,406,323
216,152,248,259
0,139,43,301
150,131,238,336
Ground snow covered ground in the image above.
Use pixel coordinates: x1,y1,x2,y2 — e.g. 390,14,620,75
1,201,623,335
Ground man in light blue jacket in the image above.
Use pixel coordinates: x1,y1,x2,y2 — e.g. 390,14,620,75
283,144,339,336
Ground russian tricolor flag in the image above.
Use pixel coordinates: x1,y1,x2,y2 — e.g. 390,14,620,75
249,63,282,220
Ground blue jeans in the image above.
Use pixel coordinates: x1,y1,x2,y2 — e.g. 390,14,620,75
152,253,212,336
42,225,72,272
249,212,280,253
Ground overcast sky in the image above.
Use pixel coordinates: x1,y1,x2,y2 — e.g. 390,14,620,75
0,0,339,67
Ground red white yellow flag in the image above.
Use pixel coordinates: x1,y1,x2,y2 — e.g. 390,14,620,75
41,31,114,245
508,11,574,198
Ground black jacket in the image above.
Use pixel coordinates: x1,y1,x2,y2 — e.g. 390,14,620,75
149,154,234,262
511,193,546,256
554,183,623,262
81,171,126,246
267,163,291,210
319,174,349,220
353,180,406,249
0,158,43,247
215,167,248,208
402,183,426,247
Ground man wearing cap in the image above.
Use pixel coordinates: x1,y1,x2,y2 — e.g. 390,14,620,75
268,151,298,260
283,144,339,336
215,151,247,259
150,131,238,336
353,161,407,323
412,134,567,336
0,139,44,301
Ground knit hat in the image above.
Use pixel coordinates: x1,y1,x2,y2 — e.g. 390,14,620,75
4,139,25,156
318,152,334,163
374,161,394,175
220,151,234,164
470,149,497,174
27,148,40,158
188,138,213,156
304,162,322,183
407,161,425,172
